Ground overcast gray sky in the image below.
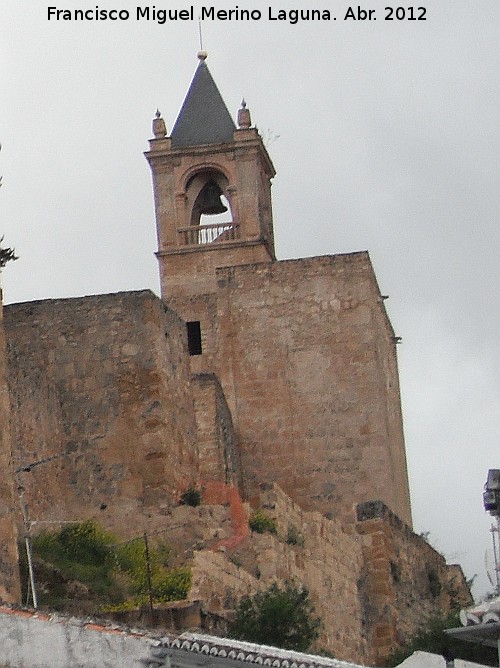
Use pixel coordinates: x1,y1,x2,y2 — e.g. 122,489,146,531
1,1,499,600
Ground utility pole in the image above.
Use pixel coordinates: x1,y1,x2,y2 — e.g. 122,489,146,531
15,474,38,608
143,533,154,623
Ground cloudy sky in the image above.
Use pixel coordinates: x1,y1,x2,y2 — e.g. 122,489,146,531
1,1,499,599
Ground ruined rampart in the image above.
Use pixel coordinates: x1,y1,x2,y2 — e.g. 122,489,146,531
357,501,473,664
4,291,198,537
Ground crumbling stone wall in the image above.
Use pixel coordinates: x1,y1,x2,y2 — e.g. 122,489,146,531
356,501,473,665
215,253,412,526
190,484,367,663
188,490,470,665
4,291,199,538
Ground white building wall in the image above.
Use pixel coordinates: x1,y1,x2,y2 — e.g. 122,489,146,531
0,607,154,667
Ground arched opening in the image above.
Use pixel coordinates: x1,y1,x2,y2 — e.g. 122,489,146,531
180,169,238,245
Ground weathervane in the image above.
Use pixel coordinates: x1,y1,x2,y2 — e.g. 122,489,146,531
198,16,203,51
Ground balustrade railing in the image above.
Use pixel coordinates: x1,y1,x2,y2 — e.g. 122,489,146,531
177,222,239,246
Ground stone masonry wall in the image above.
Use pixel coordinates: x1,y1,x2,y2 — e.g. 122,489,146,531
215,253,412,526
1,281,458,663
192,373,240,487
4,291,199,539
356,501,473,665
0,287,20,602
188,490,470,665
161,244,272,303
190,484,367,663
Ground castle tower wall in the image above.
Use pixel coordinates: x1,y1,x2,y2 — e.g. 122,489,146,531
215,253,412,526
145,130,276,379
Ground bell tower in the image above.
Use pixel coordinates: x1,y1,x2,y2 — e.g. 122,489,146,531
145,52,276,311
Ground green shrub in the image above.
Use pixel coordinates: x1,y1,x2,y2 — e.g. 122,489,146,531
179,486,202,507
116,539,190,601
100,567,192,611
383,613,497,667
59,521,115,565
115,539,146,575
23,521,190,613
29,521,119,603
229,582,321,651
285,526,304,546
154,567,192,602
249,510,277,534
99,599,141,613
33,520,114,567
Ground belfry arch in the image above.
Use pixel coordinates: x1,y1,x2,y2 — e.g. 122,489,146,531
183,169,236,244
186,169,230,223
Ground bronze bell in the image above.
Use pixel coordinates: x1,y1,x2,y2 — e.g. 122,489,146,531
198,182,228,216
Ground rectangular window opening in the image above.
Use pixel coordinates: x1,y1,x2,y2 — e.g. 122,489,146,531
187,321,202,356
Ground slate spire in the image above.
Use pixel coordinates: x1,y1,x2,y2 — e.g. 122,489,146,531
171,53,236,148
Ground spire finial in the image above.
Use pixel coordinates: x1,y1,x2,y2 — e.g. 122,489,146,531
237,99,251,129
197,50,208,61
152,110,167,139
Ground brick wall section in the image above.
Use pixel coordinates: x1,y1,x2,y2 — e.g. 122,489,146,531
215,253,412,525
0,288,21,602
356,501,473,665
4,291,198,537
191,374,240,487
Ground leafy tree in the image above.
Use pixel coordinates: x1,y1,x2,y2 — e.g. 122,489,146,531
1,145,19,268
384,612,498,667
0,241,17,268
228,582,321,651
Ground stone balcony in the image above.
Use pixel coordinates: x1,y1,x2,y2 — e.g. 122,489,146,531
177,222,240,246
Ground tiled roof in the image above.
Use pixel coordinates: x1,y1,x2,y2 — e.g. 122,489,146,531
170,61,236,148
154,632,366,668
0,607,368,668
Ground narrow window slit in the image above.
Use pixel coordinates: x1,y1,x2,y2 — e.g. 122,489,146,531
187,321,202,356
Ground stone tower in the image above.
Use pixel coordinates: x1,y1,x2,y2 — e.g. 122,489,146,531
145,54,413,526
145,53,276,370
